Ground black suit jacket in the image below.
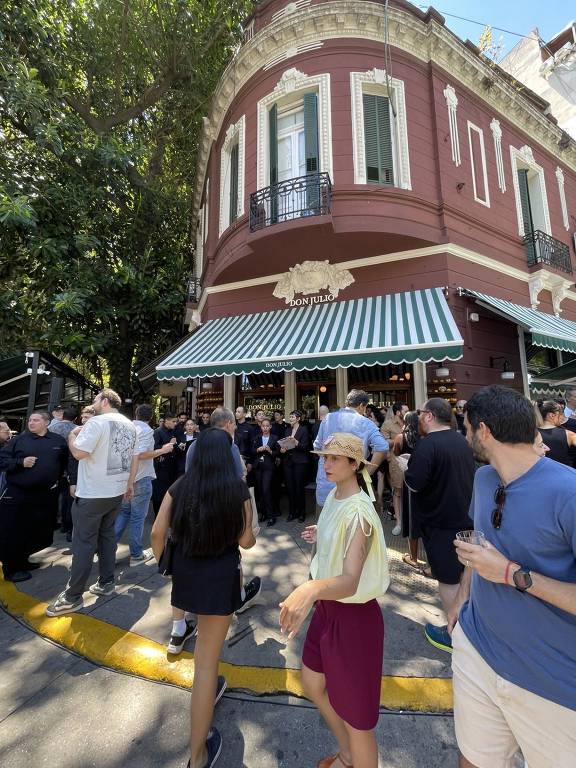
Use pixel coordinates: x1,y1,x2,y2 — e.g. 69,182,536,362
251,433,279,471
282,425,310,465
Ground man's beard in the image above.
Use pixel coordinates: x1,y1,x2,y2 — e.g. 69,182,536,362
470,431,488,463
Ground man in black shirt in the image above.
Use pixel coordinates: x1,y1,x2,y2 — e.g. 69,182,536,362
405,398,475,653
0,411,68,581
151,413,177,516
235,406,256,469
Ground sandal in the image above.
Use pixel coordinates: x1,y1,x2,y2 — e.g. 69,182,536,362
317,754,354,768
419,566,433,579
402,553,420,570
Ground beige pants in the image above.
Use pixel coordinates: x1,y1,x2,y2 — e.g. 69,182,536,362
452,623,576,768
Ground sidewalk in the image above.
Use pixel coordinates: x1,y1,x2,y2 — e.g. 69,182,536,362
7,509,451,692
0,608,459,768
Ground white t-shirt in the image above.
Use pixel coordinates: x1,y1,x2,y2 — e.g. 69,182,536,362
133,420,155,482
75,412,138,498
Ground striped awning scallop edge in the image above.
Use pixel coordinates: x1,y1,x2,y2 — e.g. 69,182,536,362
461,289,576,354
156,287,463,379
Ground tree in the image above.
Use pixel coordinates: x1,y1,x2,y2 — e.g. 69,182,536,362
0,0,253,394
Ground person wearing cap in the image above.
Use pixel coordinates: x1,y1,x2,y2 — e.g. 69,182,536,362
314,390,389,514
280,432,390,768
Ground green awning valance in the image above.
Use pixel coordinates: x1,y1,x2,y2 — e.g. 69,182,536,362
462,289,576,354
156,288,463,380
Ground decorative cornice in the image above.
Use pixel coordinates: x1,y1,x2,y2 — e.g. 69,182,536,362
196,241,576,315
192,1,576,220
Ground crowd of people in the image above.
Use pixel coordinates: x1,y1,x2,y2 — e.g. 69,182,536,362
0,383,574,768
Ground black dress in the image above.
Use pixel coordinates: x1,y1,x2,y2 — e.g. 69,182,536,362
538,427,571,466
399,436,422,540
168,476,250,615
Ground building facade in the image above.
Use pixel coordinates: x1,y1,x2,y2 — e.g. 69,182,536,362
157,0,576,417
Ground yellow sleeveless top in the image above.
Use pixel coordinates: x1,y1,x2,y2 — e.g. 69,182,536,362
310,489,390,603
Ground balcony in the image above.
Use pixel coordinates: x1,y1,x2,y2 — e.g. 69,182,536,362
187,276,201,303
524,230,572,275
249,172,332,232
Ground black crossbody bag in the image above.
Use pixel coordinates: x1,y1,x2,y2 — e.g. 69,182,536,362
158,536,176,577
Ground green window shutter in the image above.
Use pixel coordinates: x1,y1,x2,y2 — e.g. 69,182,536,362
229,142,239,224
517,168,533,235
304,91,319,174
269,103,278,223
269,103,278,185
363,93,394,186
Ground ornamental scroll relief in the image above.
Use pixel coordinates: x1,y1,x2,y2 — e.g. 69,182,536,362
273,260,354,304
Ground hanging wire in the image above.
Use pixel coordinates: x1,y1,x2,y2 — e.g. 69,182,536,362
384,0,397,118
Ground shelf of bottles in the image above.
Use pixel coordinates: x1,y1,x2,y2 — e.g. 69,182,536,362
196,390,223,418
427,377,458,404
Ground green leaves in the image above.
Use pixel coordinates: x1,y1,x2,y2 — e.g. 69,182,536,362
0,0,255,392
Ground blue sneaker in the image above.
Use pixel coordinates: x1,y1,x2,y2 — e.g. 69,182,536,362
424,623,453,653
187,728,222,768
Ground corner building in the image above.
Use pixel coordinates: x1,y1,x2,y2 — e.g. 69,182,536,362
157,0,576,416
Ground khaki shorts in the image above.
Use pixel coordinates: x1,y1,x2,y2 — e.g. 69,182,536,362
452,623,576,768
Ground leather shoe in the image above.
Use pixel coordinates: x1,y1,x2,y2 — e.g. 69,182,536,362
5,571,32,583
25,562,41,570
266,518,276,527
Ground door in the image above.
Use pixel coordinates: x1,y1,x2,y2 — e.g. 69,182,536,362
277,107,306,221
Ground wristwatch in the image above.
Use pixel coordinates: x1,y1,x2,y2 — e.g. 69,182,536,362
512,567,533,592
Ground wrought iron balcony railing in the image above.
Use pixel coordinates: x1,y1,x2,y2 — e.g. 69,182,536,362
187,276,202,303
524,230,572,275
249,172,332,232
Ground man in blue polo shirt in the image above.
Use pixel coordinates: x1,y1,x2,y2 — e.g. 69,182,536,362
449,385,576,768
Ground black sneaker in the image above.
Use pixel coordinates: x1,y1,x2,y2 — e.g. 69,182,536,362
236,576,262,614
214,675,227,705
186,728,222,768
167,618,197,654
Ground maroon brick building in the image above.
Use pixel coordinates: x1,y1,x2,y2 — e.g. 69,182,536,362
156,0,576,417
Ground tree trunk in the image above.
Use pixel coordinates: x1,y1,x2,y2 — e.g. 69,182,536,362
106,319,135,401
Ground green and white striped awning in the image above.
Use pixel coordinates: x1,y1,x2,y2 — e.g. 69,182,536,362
156,288,463,379
463,289,576,354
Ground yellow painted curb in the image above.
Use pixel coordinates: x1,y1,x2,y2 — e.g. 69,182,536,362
0,575,453,712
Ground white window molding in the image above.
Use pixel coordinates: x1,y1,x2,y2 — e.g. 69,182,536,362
196,209,204,278
350,68,411,189
556,167,569,231
219,115,245,237
256,68,332,191
510,144,551,237
467,121,490,207
443,84,461,166
203,179,209,245
490,118,506,193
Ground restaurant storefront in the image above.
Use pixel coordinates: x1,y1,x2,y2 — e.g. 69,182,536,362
156,287,464,417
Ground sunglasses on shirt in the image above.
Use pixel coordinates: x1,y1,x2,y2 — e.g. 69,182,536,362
492,484,506,529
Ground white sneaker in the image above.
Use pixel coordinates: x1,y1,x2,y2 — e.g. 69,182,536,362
130,548,155,567
392,524,402,536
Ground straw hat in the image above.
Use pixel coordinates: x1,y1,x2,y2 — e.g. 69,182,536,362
311,432,377,467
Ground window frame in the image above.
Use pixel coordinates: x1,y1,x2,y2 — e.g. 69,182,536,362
467,121,490,207
219,115,246,237
350,68,411,189
256,68,332,192
510,145,551,237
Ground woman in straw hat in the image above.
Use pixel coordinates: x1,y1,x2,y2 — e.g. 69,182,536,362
279,432,390,768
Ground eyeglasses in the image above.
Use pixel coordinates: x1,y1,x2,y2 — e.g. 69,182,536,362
492,484,506,529
416,409,431,417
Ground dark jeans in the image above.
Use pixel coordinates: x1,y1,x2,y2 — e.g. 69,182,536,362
284,461,308,518
152,473,173,517
65,495,122,601
255,467,275,521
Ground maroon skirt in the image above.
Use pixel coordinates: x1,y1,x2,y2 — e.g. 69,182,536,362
302,598,384,730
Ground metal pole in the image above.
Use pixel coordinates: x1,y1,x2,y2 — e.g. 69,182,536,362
25,351,40,421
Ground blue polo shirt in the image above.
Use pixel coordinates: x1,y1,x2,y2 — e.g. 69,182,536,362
458,459,576,711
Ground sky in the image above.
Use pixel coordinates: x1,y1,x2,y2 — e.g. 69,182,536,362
415,1,573,59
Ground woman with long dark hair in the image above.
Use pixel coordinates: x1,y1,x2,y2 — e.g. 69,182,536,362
151,428,256,768
536,400,576,465
393,411,425,572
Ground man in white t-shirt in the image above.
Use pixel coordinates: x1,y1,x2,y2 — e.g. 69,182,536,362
46,389,137,616
115,403,174,566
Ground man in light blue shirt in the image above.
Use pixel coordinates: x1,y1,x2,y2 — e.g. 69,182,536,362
314,389,388,506
449,385,576,768
563,385,576,419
